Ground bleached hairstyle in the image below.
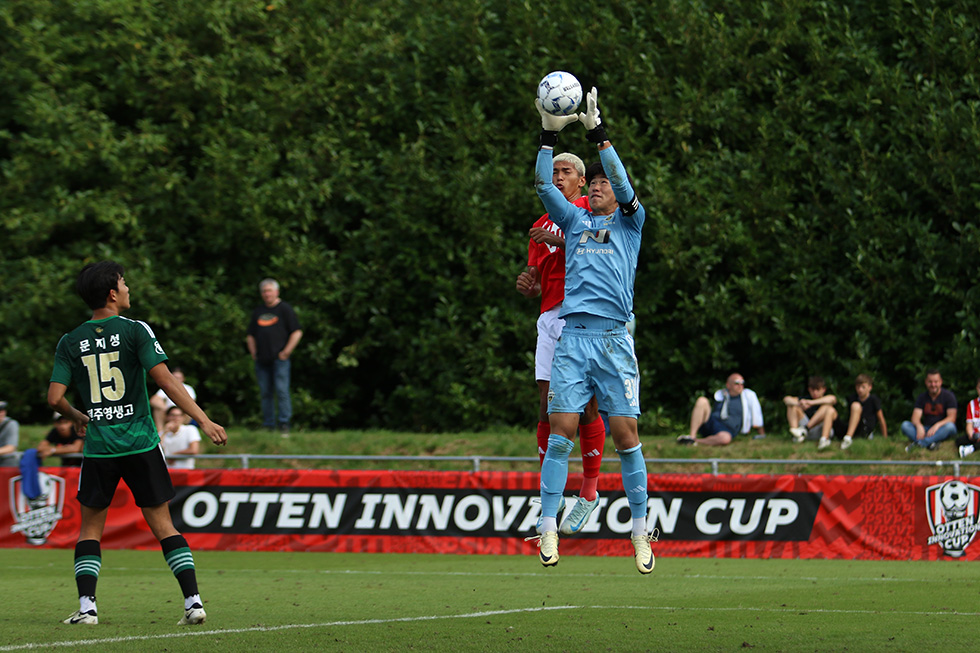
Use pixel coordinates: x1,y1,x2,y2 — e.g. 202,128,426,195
553,152,585,177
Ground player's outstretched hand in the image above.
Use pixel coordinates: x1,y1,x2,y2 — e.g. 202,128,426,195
578,87,609,144
535,99,579,132
578,87,601,130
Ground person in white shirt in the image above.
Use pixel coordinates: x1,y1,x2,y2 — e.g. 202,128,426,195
678,373,766,446
150,367,196,432
160,406,201,469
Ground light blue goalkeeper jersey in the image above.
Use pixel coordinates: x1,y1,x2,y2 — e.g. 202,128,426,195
535,145,645,323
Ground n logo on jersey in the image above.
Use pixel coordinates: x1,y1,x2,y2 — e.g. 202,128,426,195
579,229,610,245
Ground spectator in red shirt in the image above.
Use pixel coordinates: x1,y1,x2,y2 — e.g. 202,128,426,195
955,377,980,458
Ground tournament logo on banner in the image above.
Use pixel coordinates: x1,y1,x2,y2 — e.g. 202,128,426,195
8,472,66,546
925,479,980,557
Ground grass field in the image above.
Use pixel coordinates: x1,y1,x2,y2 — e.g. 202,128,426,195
3,548,978,652
11,426,976,650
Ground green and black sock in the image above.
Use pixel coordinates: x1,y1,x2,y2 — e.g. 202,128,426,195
73,540,101,612
161,534,199,599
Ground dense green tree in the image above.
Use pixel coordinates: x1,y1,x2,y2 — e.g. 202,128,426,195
2,0,979,431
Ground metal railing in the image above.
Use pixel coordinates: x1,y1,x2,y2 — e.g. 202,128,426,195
158,453,980,476
33,452,980,475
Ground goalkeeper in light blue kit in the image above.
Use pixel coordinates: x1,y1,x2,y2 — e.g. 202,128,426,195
527,87,655,573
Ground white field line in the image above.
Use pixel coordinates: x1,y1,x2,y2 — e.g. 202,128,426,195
3,604,980,651
7,565,968,583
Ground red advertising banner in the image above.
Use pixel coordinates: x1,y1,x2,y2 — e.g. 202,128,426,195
3,467,979,560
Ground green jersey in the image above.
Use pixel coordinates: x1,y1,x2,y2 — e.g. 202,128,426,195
50,315,168,458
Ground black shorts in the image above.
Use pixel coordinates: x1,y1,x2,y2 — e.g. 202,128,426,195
78,446,175,509
853,420,875,439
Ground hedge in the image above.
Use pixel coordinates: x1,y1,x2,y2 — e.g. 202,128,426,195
2,0,979,432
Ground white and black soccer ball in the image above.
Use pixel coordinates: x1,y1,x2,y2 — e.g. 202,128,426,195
940,480,972,519
537,71,583,116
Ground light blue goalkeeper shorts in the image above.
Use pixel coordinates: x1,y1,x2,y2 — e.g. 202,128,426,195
548,318,640,418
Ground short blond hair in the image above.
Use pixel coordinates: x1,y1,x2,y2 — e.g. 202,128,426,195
554,152,585,177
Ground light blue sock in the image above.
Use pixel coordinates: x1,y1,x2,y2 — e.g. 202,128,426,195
618,443,649,522
540,435,573,518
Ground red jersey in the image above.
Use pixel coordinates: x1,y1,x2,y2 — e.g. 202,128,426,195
526,195,590,314
968,397,980,430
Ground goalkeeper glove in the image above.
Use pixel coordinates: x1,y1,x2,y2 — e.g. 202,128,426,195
578,87,608,144
535,98,579,147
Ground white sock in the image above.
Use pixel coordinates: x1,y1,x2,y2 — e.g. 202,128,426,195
632,518,647,537
541,517,558,533
80,596,97,613
184,594,202,610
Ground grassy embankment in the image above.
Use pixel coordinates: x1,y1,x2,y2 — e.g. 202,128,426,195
18,423,977,476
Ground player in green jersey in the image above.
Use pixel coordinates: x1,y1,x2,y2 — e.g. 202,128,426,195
48,261,228,626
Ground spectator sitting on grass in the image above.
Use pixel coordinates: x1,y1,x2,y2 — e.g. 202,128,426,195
955,376,980,458
677,373,765,446
783,376,838,451
901,368,956,452
839,374,888,451
36,412,84,467
0,400,19,467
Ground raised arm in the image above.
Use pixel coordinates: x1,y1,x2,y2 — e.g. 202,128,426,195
535,148,570,221
534,98,578,225
578,87,641,216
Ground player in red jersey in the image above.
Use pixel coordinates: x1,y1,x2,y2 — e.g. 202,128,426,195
516,152,606,535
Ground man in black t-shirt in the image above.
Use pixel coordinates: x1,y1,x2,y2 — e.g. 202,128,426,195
901,368,957,451
246,278,303,436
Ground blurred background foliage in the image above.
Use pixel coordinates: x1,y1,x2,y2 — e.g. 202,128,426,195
2,0,979,432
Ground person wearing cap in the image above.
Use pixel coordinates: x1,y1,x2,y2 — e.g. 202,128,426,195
677,373,766,446
0,400,19,466
37,412,84,467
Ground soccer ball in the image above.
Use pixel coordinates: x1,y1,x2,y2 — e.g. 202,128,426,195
940,480,971,519
537,71,583,116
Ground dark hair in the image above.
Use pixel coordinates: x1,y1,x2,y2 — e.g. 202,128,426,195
76,261,124,310
807,376,826,390
585,161,606,185
166,405,184,417
855,373,873,386
925,368,941,377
